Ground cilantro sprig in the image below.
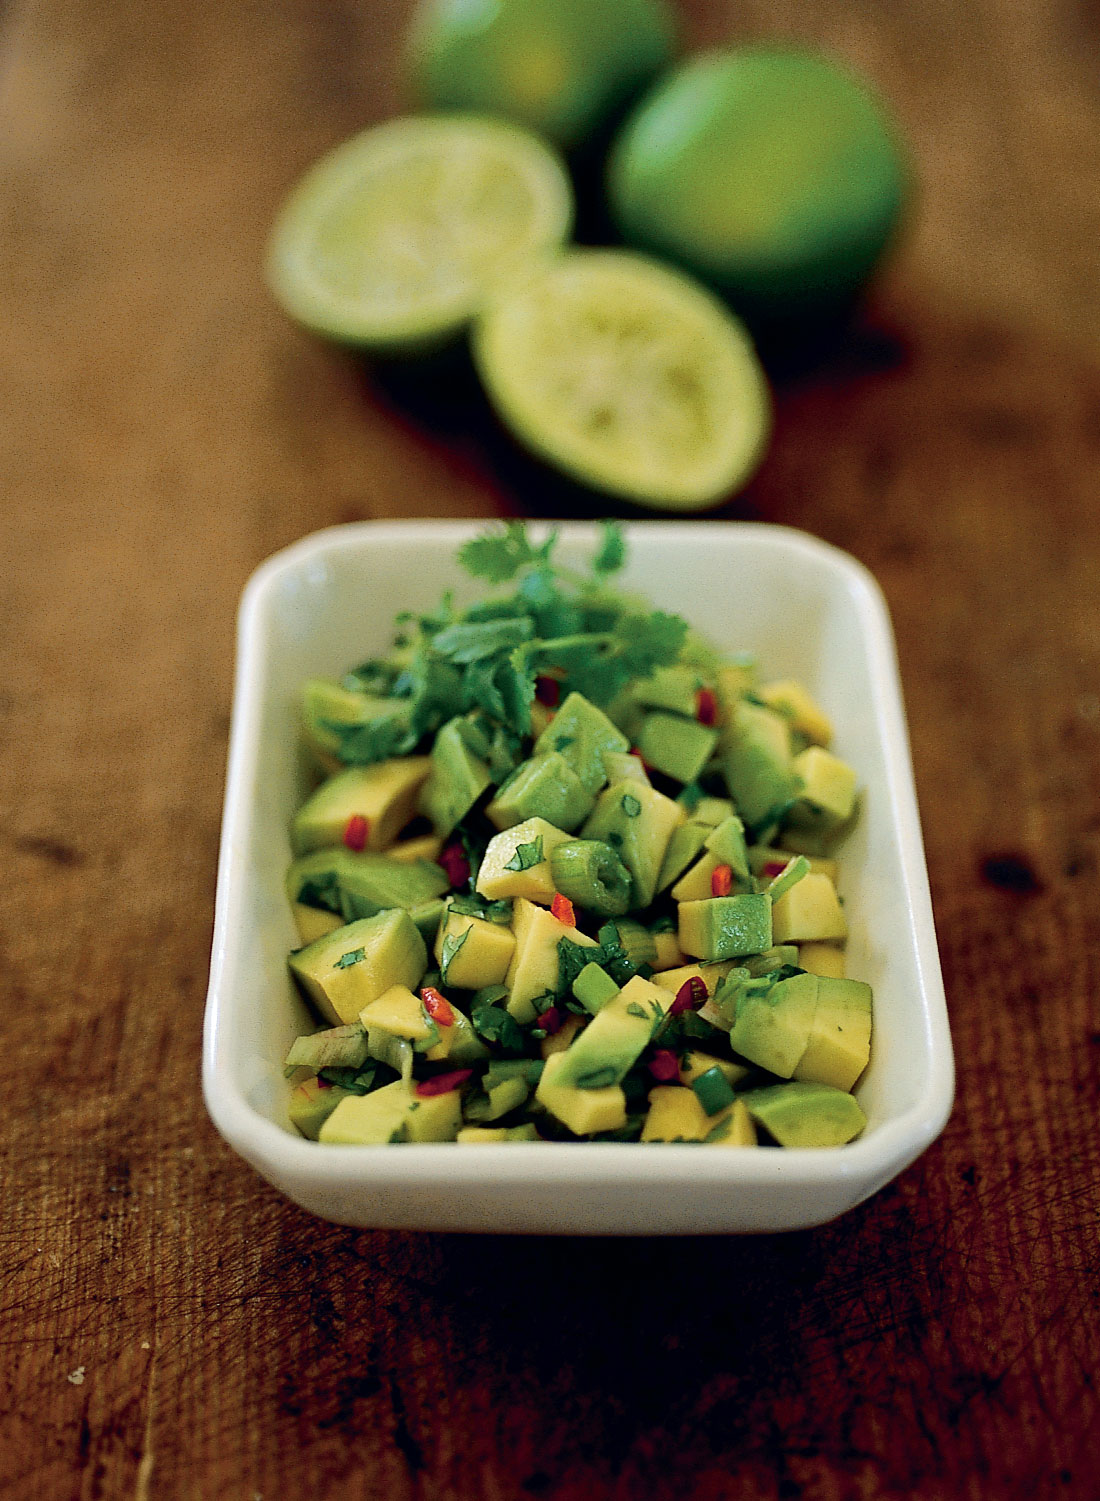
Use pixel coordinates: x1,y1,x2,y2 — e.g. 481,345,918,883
321,521,689,766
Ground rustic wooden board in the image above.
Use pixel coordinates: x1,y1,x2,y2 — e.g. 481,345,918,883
1,1,1098,1497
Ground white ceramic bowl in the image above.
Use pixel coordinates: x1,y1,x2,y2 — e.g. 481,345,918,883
203,521,952,1234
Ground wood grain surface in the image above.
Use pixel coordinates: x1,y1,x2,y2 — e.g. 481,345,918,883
2,1,1099,1497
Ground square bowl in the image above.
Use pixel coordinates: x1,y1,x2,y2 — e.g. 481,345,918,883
203,520,952,1234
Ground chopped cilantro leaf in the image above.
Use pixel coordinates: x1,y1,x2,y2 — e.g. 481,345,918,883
440,927,470,982
504,835,543,872
592,521,626,575
334,948,366,969
625,1002,648,1020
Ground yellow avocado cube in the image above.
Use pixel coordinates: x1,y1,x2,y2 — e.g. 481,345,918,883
677,1051,751,1088
293,902,344,945
771,872,848,943
434,905,516,989
476,817,571,904
319,1080,461,1144
758,680,833,747
798,942,846,978
359,983,435,1044
386,832,444,864
670,850,723,903
642,1087,757,1145
535,1052,627,1136
650,929,685,971
292,756,432,854
788,746,857,830
288,909,427,1025
650,961,734,1000
505,898,599,1023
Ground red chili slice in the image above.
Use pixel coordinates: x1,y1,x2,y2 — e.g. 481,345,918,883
670,976,708,1015
415,1069,472,1097
648,1048,680,1081
438,841,470,890
420,987,455,1028
538,1006,564,1036
535,675,560,707
695,687,718,726
711,864,733,897
551,893,576,926
343,814,369,852
762,861,787,879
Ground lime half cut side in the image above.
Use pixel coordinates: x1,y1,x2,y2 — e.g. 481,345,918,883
473,250,771,510
266,115,574,352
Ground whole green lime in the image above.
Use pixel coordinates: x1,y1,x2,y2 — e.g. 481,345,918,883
607,46,911,326
406,0,678,152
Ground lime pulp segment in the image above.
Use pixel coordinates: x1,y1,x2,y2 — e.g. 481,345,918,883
473,251,771,509
266,115,574,350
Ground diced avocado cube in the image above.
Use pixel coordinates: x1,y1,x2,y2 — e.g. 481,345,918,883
464,1074,530,1121
407,897,446,948
671,851,726,903
552,975,666,1089
721,699,802,833
758,679,833,747
287,847,449,922
678,894,773,962
505,898,600,1023
423,1001,489,1066
476,817,572,904
486,752,594,832
292,902,344,945
690,795,735,827
792,976,872,1091
703,815,751,881
288,909,427,1025
434,904,516,989
288,1076,353,1140
601,750,651,788
629,664,701,717
786,747,858,834
359,983,437,1047
572,961,621,1015
291,757,433,856
456,1124,540,1143
656,821,710,893
729,970,819,1077
740,1080,866,1147
641,1087,757,1145
677,1051,750,1088
535,1051,627,1136
534,691,629,796
771,872,848,943
636,712,718,785
798,942,846,978
650,929,684,971
650,961,734,1001
319,1080,462,1144
418,717,492,837
386,832,444,864
582,781,685,909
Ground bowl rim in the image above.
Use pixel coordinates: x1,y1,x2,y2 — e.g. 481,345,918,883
203,519,953,1213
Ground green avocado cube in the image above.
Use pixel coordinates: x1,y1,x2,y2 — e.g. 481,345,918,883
418,717,492,837
486,752,594,832
288,908,427,1025
729,971,819,1077
629,664,701,717
740,1080,867,1147
552,975,667,1089
534,691,629,796
582,781,684,909
572,962,621,1015
636,712,719,785
678,893,773,962
792,976,872,1091
703,815,751,882
722,699,802,833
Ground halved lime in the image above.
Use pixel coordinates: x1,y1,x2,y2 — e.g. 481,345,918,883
266,115,574,352
472,249,772,510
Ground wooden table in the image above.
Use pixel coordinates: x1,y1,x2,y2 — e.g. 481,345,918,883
3,1,1098,1495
